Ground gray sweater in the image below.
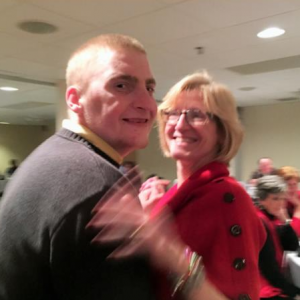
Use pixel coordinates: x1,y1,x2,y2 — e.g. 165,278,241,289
0,129,155,300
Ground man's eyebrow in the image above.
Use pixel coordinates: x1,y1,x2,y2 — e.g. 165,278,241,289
111,74,156,86
112,75,138,83
146,78,156,86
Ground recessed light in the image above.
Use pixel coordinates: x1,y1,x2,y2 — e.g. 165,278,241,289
194,46,205,55
0,87,19,91
18,21,58,34
0,122,10,125
257,27,285,38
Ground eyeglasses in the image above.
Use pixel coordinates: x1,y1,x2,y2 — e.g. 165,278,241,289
161,109,213,126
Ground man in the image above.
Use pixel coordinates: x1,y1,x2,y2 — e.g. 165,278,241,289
5,158,18,178
0,34,157,300
249,157,277,186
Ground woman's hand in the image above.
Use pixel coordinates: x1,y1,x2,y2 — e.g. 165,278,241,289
139,176,170,212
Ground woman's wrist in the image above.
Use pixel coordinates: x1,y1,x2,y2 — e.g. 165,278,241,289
170,247,206,298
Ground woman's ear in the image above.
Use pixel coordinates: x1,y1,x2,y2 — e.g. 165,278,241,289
66,86,82,113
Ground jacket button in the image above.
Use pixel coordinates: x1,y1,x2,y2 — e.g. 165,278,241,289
238,294,251,300
224,192,235,203
233,258,246,270
230,225,242,236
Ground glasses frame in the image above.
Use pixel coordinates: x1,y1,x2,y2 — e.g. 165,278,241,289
161,109,214,126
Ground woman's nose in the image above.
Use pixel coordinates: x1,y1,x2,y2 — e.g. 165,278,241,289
175,113,189,129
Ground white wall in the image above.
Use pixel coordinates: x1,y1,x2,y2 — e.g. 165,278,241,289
137,124,176,181
240,101,300,182
0,122,55,174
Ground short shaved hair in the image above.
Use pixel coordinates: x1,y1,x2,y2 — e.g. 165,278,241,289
66,34,146,89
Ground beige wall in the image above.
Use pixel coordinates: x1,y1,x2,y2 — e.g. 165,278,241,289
0,122,55,174
239,101,300,181
137,124,176,181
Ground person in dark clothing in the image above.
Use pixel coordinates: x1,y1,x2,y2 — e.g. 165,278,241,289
256,175,300,300
5,158,18,177
0,34,157,300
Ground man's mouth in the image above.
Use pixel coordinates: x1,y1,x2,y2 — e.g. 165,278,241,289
123,118,148,123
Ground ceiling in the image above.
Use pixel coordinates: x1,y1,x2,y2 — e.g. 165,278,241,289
0,0,300,125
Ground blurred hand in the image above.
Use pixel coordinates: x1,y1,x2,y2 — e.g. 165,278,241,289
288,194,300,207
274,207,290,223
139,176,170,212
86,170,186,273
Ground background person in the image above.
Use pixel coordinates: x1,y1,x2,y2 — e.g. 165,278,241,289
5,159,18,178
277,166,300,236
249,157,277,186
255,175,300,300
0,34,157,300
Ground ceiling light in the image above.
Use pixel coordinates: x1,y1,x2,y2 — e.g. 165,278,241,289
0,122,10,125
18,21,58,34
0,87,19,91
257,27,285,38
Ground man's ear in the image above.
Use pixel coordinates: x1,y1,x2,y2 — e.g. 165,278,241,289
66,86,82,113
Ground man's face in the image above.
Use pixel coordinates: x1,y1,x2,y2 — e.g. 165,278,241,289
78,48,157,157
259,158,272,174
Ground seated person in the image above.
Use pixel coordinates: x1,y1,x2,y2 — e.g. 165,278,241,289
256,175,300,300
5,159,18,178
277,166,300,237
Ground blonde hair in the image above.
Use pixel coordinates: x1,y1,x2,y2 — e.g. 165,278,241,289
157,71,244,164
66,34,146,90
278,166,300,182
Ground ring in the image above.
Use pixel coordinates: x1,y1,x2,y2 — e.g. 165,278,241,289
129,221,147,239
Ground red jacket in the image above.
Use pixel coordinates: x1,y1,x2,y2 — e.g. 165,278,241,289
152,162,266,300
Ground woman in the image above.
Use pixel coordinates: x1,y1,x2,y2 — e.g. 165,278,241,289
255,175,300,299
88,72,266,300
277,166,300,236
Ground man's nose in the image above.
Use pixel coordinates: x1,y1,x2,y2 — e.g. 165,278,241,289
134,88,157,113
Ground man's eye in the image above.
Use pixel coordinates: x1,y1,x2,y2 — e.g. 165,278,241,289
147,86,155,93
116,83,127,89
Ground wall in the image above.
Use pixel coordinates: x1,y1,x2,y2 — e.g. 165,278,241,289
137,124,176,181
0,122,55,174
240,101,300,181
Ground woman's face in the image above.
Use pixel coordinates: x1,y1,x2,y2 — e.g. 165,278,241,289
164,90,220,168
286,178,299,195
260,192,286,216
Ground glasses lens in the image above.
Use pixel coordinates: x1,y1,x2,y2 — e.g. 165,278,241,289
163,110,180,124
186,109,208,124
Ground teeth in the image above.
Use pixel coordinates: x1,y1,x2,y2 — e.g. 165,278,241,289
174,137,195,143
